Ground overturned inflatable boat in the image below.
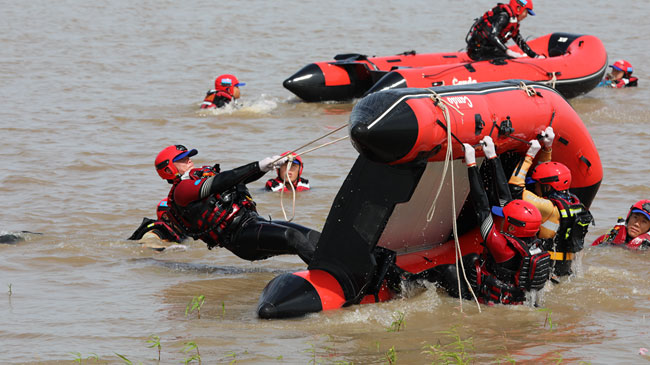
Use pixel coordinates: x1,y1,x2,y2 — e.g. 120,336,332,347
258,80,602,318
284,33,607,102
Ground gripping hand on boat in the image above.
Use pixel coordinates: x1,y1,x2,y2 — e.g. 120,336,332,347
481,136,497,159
526,139,542,159
540,126,555,149
463,143,476,167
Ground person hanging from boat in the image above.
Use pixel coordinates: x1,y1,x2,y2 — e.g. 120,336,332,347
153,144,319,263
265,152,310,192
465,0,544,61
458,136,551,305
128,198,188,250
591,200,650,250
200,74,245,109
508,127,594,279
598,60,638,88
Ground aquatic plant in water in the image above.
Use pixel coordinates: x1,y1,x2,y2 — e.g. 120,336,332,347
422,326,474,364
386,311,405,332
185,295,205,319
182,341,201,364
146,334,161,361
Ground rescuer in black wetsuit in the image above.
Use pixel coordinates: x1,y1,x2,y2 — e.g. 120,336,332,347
465,0,544,61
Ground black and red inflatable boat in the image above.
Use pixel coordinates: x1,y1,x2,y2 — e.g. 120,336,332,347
283,33,607,102
258,80,602,318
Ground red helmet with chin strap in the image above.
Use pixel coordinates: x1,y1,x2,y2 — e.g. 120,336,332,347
509,0,535,16
214,74,245,96
626,199,650,223
277,151,304,178
155,145,197,180
493,200,542,237
530,162,572,192
610,60,634,77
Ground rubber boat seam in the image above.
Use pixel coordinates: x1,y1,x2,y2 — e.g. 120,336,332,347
366,84,555,130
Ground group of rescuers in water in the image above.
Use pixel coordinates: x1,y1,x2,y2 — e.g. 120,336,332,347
126,0,643,307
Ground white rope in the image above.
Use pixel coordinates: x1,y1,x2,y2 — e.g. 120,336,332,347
546,72,558,89
279,159,297,222
518,81,537,97
424,90,481,313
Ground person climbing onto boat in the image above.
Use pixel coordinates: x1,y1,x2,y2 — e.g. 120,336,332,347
465,0,543,61
128,198,187,249
598,60,638,88
154,144,320,263
265,152,310,192
459,136,551,305
508,127,593,278
591,200,650,250
200,74,245,109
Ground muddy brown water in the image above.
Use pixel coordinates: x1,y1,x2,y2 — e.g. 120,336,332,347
1,0,649,363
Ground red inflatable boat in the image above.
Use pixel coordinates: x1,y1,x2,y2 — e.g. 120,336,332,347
283,33,607,102
258,80,602,318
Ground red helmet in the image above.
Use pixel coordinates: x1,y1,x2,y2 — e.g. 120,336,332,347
626,199,650,223
155,145,197,180
493,200,542,237
277,151,304,178
530,162,571,191
214,74,245,95
509,0,535,16
610,60,633,77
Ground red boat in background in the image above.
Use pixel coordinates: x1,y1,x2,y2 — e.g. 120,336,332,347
258,80,602,318
283,33,607,102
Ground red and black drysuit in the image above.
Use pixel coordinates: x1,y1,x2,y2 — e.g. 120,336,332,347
128,199,186,244
164,162,319,263
465,3,539,61
464,157,550,304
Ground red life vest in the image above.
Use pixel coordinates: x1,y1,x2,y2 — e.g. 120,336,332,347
474,233,551,304
200,90,233,109
592,222,650,250
265,177,311,192
165,166,256,248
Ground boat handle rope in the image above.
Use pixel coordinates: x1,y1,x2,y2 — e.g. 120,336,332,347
426,91,482,313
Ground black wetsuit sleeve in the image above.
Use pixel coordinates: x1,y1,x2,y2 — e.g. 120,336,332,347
469,165,494,241
489,157,513,207
513,33,538,58
199,162,265,199
487,12,511,53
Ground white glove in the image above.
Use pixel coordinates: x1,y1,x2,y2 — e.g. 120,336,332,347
463,144,476,166
526,139,541,159
506,49,525,58
258,155,287,172
541,126,555,148
481,136,497,159
535,54,546,59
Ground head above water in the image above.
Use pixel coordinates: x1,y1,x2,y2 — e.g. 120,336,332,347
626,199,650,238
492,199,542,237
214,74,245,99
155,145,198,181
609,60,634,79
277,151,303,183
